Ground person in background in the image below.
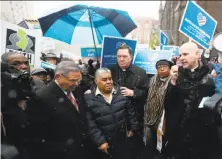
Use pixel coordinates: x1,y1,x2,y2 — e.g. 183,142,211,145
84,68,138,159
41,52,60,65
40,52,60,84
30,68,48,92
78,59,83,66
87,59,96,76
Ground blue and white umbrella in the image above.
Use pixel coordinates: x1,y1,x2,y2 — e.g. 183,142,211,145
38,4,137,46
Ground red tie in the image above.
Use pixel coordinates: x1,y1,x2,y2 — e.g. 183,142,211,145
67,93,79,111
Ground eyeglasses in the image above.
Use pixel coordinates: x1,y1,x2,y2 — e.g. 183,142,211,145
61,74,82,84
11,61,29,67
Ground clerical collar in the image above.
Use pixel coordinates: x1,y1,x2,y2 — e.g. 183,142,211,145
190,64,199,72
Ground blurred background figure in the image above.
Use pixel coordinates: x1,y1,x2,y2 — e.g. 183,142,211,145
40,52,60,65
30,68,47,92
30,68,47,84
87,59,96,76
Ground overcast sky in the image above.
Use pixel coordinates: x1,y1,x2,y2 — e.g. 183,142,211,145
32,1,165,20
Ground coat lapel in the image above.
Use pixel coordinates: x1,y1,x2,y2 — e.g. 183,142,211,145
47,81,81,117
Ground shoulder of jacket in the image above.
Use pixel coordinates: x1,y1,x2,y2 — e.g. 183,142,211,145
84,93,94,101
131,64,146,73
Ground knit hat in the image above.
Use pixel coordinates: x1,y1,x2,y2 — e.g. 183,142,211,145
156,59,173,69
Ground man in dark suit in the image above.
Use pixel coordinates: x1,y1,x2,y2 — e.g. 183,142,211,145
26,61,87,159
109,43,148,158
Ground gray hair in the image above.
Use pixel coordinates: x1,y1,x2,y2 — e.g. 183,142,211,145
95,68,111,80
55,61,80,76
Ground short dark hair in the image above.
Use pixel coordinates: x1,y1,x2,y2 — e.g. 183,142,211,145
117,43,132,56
1,52,21,63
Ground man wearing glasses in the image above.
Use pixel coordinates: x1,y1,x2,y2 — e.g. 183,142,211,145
26,61,88,159
1,52,32,159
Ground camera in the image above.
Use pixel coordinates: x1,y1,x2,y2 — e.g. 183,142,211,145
1,62,33,103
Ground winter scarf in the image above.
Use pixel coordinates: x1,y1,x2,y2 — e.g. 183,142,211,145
144,75,171,129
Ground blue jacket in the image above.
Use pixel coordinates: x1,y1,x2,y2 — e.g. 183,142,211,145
213,63,222,94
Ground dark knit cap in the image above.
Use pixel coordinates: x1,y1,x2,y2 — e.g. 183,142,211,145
156,59,173,69
31,68,47,76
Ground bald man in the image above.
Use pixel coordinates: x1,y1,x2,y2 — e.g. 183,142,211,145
179,42,199,70
163,42,221,159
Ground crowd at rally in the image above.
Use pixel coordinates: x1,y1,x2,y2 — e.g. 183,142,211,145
1,42,222,159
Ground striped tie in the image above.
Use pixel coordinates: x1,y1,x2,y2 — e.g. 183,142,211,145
67,93,79,111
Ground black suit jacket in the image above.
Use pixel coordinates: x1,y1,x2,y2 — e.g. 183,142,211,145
109,64,148,131
26,81,86,159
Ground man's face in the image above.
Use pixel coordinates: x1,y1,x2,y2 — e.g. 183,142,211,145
32,73,47,84
45,58,57,65
8,54,30,73
157,65,170,78
117,49,132,69
55,71,82,92
179,46,199,69
96,72,113,93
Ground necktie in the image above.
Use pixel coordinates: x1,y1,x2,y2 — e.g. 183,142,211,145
67,93,79,111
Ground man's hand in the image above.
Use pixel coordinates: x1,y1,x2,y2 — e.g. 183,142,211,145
127,131,134,137
18,100,26,110
170,65,179,86
120,87,134,97
98,142,109,154
84,90,91,94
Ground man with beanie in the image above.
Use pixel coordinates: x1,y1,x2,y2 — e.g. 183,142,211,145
30,68,48,92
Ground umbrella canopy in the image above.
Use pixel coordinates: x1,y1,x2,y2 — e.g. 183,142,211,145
38,4,137,45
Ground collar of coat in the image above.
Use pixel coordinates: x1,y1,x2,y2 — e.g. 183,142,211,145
90,83,120,95
178,61,210,82
116,63,138,75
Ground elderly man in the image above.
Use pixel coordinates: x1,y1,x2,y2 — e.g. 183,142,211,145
166,42,221,159
26,61,87,159
84,68,138,159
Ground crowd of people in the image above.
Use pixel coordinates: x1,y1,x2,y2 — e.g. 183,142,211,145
1,42,222,159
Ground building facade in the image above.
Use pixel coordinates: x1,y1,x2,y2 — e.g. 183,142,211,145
1,1,35,24
159,1,222,47
131,17,159,44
